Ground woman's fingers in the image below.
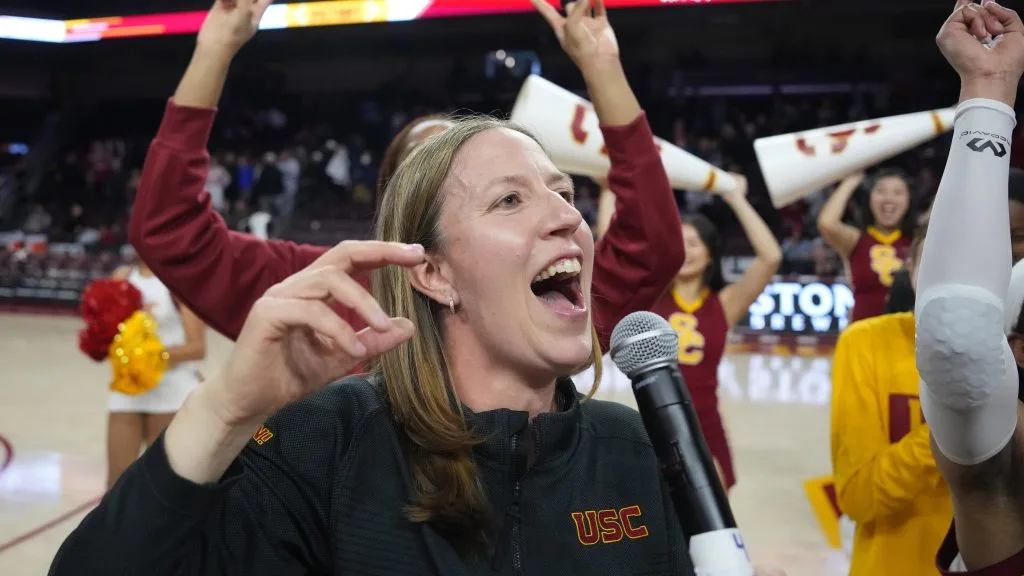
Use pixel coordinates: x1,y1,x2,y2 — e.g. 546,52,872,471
255,297,367,358
567,0,594,23
314,240,426,275
354,318,416,358
984,0,1022,32
964,4,991,41
977,3,1006,37
267,265,393,332
530,0,565,30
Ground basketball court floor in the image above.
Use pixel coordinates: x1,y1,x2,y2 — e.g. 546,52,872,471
0,312,849,575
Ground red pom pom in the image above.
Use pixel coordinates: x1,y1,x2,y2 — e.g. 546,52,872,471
77,278,144,362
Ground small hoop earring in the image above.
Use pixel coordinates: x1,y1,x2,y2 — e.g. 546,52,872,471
449,297,456,315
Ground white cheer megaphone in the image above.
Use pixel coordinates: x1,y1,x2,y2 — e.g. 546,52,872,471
510,75,739,194
755,107,955,208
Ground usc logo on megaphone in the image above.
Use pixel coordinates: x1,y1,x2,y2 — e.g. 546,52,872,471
795,123,882,157
509,74,738,193
570,103,662,157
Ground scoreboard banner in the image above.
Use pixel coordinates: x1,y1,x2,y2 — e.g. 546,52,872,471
1,0,787,43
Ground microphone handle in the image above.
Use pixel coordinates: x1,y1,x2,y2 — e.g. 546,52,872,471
632,364,754,576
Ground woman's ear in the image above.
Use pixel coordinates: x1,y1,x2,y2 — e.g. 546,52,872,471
406,254,456,308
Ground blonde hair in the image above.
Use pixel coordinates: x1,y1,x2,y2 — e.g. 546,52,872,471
370,116,602,552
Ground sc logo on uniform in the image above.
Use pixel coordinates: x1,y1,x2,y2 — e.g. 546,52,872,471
571,505,649,545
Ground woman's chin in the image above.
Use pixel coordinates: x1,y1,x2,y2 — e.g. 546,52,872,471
540,342,593,378
675,269,703,282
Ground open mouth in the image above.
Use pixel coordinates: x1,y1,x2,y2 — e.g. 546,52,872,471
879,205,898,219
530,257,585,314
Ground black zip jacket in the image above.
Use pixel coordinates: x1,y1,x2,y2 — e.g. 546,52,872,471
50,377,695,575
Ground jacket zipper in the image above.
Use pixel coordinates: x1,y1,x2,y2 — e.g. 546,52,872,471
510,433,523,575
512,423,543,575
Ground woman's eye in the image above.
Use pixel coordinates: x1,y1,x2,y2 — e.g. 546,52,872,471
560,190,575,205
499,193,521,208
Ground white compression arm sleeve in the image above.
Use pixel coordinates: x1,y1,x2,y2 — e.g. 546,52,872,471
915,98,1019,466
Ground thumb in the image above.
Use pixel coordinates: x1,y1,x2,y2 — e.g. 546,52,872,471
355,318,416,357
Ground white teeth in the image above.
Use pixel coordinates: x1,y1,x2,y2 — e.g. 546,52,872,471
532,258,582,284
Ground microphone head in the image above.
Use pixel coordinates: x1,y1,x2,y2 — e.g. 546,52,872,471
610,311,679,378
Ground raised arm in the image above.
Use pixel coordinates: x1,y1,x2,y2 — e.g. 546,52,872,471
816,172,865,259
915,1,1024,570
129,0,336,341
717,175,782,326
531,0,685,350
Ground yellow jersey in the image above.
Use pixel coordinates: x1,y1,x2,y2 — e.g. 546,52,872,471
830,312,952,576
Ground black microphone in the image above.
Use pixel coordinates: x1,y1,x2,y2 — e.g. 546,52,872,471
611,311,753,576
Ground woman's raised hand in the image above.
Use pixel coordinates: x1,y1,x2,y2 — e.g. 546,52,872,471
937,0,1024,104
197,0,275,56
531,0,620,73
202,240,425,429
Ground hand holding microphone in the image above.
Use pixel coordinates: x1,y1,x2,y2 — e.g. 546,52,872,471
611,311,755,576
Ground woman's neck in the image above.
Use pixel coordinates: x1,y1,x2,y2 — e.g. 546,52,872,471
672,276,705,301
442,324,558,419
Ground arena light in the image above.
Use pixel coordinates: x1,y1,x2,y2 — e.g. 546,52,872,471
0,15,67,43
1,0,787,43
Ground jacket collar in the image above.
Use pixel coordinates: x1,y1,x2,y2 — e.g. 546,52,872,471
463,378,582,469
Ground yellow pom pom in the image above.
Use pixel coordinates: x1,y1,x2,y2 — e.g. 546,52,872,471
108,311,168,396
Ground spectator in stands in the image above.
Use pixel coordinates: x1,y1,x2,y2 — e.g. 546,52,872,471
324,140,351,190
205,155,232,213
235,154,254,204
252,151,283,214
275,148,302,227
60,203,86,243
22,204,51,234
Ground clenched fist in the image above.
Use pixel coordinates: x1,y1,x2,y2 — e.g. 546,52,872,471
937,0,1024,104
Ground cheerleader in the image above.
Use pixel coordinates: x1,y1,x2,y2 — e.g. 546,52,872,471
105,260,206,489
577,174,781,490
817,170,915,323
